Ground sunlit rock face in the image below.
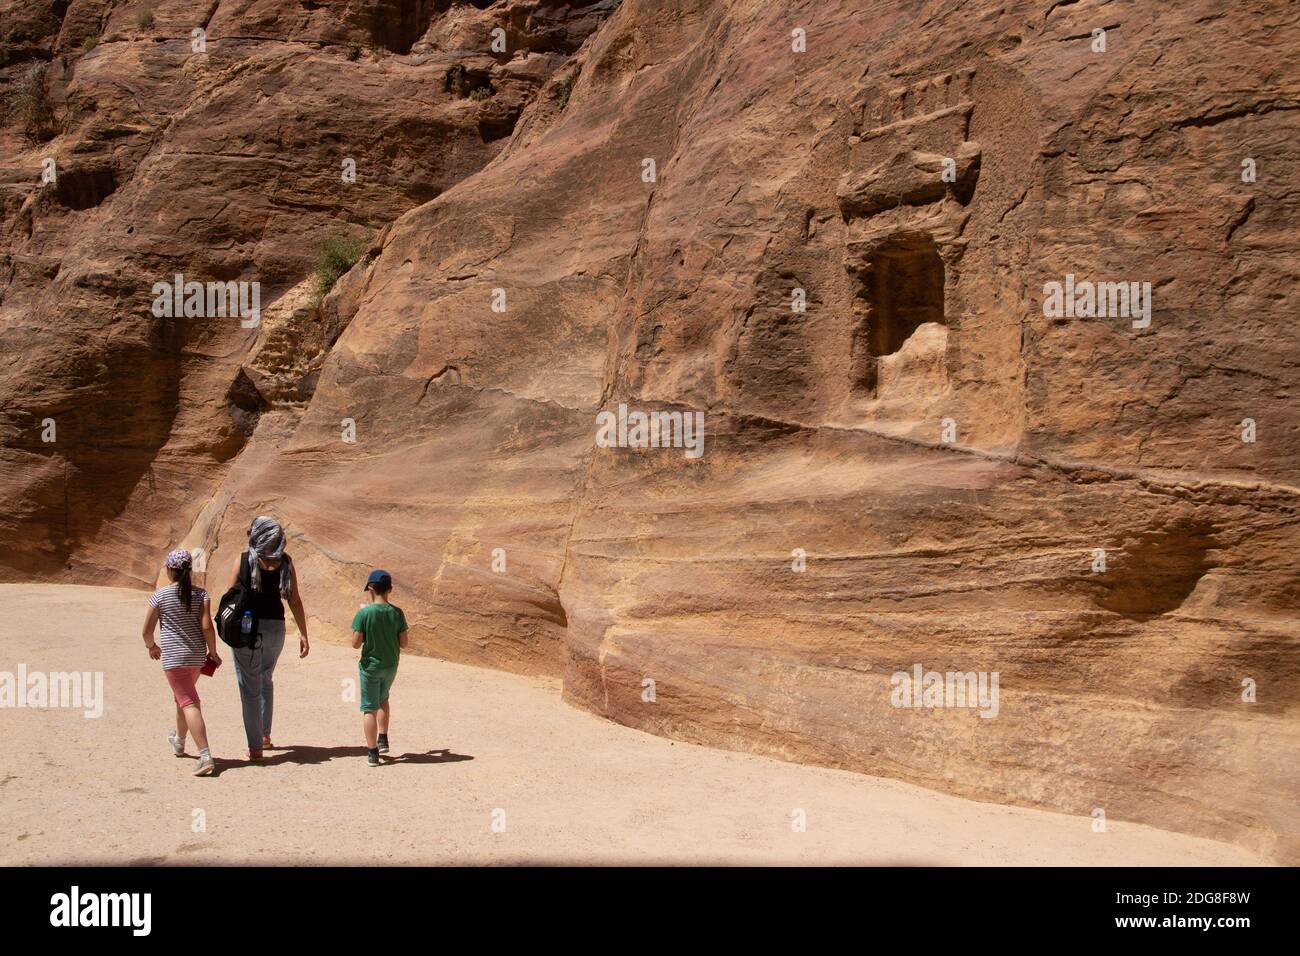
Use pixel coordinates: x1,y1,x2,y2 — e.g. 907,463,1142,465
1,0,1296,861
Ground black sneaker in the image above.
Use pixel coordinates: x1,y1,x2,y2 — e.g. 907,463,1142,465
377,735,389,755
367,749,380,767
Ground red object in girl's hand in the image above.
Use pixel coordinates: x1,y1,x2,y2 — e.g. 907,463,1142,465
200,656,220,677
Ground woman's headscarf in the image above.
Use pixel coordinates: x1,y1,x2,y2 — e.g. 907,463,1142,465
247,516,294,599
165,549,192,571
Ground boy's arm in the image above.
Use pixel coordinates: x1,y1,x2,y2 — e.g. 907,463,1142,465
349,604,367,649
398,628,409,649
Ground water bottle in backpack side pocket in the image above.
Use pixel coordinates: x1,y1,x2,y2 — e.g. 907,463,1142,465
241,610,253,636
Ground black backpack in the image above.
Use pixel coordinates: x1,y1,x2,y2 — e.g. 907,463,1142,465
216,561,261,649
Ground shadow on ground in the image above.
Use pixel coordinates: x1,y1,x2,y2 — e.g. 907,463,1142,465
211,746,474,773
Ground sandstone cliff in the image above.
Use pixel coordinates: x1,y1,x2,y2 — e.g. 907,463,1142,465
1,0,1297,861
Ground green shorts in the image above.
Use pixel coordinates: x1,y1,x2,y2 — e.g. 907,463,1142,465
359,663,398,713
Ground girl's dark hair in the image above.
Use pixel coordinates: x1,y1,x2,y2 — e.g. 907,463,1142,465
169,566,193,611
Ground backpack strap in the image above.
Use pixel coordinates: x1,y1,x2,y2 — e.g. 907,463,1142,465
232,556,264,650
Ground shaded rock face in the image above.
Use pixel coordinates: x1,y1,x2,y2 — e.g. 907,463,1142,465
1,0,1297,862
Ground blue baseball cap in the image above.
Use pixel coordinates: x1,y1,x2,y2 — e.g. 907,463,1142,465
364,569,393,591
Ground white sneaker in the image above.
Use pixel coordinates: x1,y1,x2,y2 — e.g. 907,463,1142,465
168,731,185,756
193,754,215,777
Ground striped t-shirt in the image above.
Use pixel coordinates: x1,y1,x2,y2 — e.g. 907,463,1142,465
149,585,209,670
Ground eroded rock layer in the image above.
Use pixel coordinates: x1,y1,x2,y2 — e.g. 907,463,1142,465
1,0,1297,860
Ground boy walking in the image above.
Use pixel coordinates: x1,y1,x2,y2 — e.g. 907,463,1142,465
351,570,409,766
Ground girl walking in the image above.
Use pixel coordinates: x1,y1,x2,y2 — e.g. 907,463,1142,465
142,549,219,776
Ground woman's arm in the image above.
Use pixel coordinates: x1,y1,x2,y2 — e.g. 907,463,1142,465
142,605,161,659
288,562,310,657
201,595,220,661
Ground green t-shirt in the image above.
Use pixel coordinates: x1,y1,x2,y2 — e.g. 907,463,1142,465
351,602,406,671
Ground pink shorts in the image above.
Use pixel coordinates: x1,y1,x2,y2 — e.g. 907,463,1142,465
165,666,202,708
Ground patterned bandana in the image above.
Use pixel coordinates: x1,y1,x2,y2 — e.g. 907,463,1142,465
165,549,192,571
247,516,294,600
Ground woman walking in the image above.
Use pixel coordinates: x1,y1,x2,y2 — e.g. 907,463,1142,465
142,549,219,776
227,516,310,760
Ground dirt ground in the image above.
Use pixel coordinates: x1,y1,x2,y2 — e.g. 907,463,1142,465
0,584,1265,865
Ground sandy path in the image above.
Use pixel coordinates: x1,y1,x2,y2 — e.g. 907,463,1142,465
0,584,1264,865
